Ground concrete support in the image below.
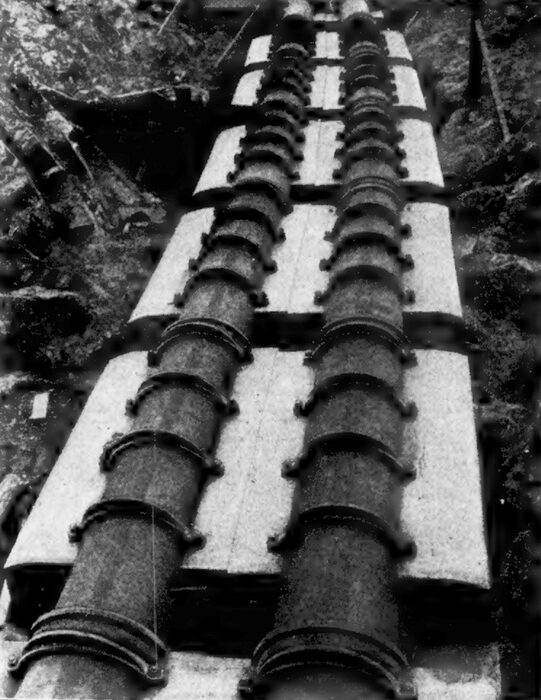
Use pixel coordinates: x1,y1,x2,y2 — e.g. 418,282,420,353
5,7,496,700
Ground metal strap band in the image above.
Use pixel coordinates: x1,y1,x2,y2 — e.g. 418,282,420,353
270,503,411,558
324,230,402,264
206,231,276,271
283,431,414,480
253,624,406,692
307,316,410,362
154,317,252,364
243,124,303,158
70,498,204,550
178,266,262,301
8,629,167,686
314,264,403,304
232,172,291,212
127,372,236,417
100,429,222,476
30,606,166,656
295,372,405,417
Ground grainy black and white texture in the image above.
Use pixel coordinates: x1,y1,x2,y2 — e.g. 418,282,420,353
0,1,539,699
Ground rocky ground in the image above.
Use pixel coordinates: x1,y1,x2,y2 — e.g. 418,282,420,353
406,3,541,685
0,0,228,370
407,1,540,498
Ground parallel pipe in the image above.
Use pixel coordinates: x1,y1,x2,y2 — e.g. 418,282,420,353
12,20,314,700
245,20,414,700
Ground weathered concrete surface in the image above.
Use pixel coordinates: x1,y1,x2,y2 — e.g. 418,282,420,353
149,654,247,699
399,118,444,188
297,120,343,189
193,126,246,197
391,65,426,110
0,583,11,628
231,69,264,106
402,202,462,319
298,119,442,192
309,66,342,111
315,31,341,61
5,352,148,571
5,217,467,574
413,644,500,700
383,30,413,62
187,349,489,589
129,208,215,325
254,203,461,321
401,350,489,588
185,349,312,574
259,204,334,317
156,646,500,699
244,34,271,66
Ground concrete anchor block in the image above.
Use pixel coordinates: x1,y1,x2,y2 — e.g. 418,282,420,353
296,119,343,193
253,203,462,334
400,350,489,589
398,118,444,190
184,348,490,592
258,204,335,321
390,65,427,111
314,31,341,61
309,66,343,112
314,13,340,28
193,126,246,200
4,349,489,618
231,69,264,107
341,0,371,21
244,34,272,67
129,208,215,327
296,119,444,196
401,202,462,320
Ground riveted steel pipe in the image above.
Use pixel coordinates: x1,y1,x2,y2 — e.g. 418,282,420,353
13,25,313,700
246,20,413,700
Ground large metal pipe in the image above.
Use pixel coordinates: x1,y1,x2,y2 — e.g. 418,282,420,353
246,22,412,700
13,22,314,700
